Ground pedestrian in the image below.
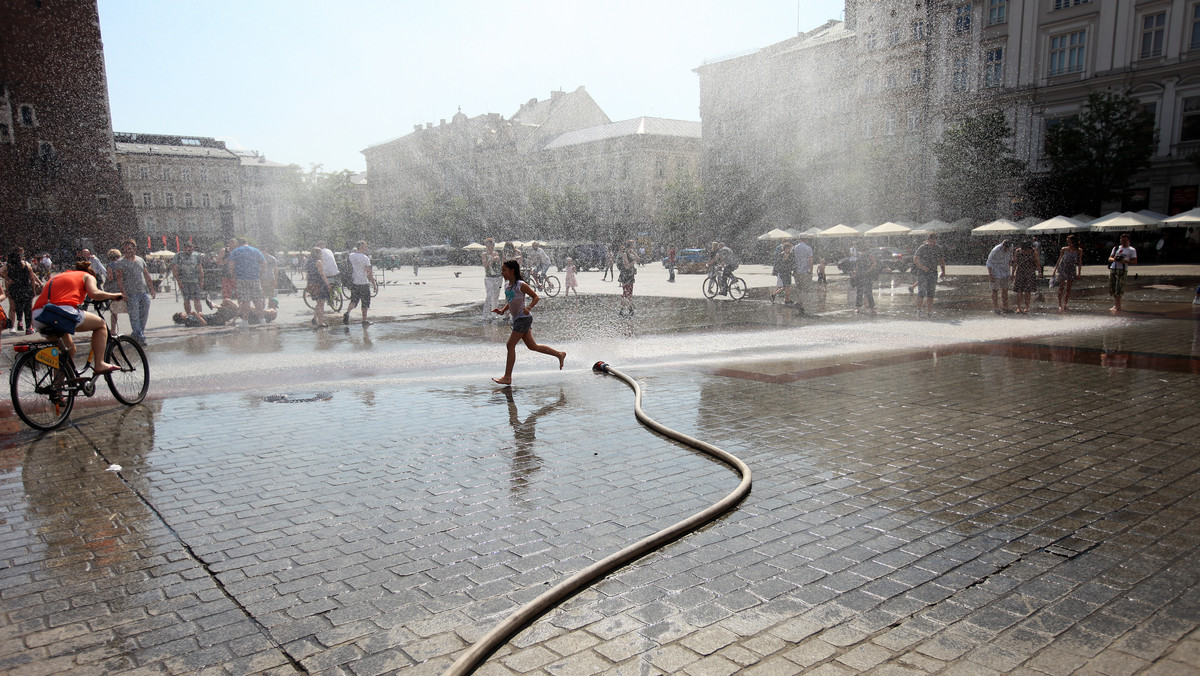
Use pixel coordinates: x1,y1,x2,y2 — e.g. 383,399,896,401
666,247,677,283
502,241,522,268
617,239,639,316
1107,233,1137,313
305,246,331,327
986,240,1014,314
491,260,565,385
913,233,946,318
482,238,503,321
602,247,615,282
852,247,878,314
112,239,156,344
1053,234,1083,312
792,236,814,312
1011,238,1041,314
103,249,125,333
261,250,278,306
770,243,793,303
3,249,39,335
563,257,578,298
317,240,339,293
217,238,237,301
412,252,420,276
80,248,106,286
343,240,377,325
171,241,205,316
227,237,266,321
816,258,827,285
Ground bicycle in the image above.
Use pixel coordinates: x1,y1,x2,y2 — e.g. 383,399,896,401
9,300,149,431
528,270,560,298
702,268,746,301
303,280,345,312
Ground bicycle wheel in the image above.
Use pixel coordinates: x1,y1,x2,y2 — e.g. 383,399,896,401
327,286,345,312
703,276,719,299
105,336,149,405
543,276,560,298
10,350,74,430
370,283,380,298
729,277,747,301
303,288,316,310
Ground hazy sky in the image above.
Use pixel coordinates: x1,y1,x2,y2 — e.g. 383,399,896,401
98,1,846,173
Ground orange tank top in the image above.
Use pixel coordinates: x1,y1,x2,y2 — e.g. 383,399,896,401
33,271,88,310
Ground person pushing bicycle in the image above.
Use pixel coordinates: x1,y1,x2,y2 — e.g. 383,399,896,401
31,262,124,376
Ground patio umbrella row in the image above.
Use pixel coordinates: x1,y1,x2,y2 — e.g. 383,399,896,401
759,209,1200,240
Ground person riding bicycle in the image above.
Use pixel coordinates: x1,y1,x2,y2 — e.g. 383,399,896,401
709,241,739,293
530,242,552,286
31,262,123,376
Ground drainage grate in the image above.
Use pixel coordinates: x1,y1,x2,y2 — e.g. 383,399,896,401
263,392,333,404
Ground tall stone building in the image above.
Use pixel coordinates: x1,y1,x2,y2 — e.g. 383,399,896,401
362,87,701,245
0,0,136,253
697,0,1200,232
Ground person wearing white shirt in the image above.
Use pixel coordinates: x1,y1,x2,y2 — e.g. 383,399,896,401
1107,233,1137,313
985,240,1013,314
343,241,377,325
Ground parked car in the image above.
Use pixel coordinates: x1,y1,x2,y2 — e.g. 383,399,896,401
667,248,710,274
836,246,911,274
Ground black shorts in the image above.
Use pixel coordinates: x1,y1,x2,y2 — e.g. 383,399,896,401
349,283,371,308
511,315,532,333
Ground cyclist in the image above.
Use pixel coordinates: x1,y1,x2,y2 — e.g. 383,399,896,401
31,262,123,376
529,242,552,288
709,241,739,293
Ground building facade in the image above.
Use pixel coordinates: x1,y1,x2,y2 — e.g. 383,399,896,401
362,87,701,245
0,0,136,253
697,0,1200,234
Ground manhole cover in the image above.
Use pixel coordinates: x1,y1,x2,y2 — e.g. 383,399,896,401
263,392,333,403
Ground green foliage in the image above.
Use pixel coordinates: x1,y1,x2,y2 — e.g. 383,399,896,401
702,163,766,248
934,109,1026,222
656,171,702,247
286,166,369,249
522,186,597,242
1035,89,1157,215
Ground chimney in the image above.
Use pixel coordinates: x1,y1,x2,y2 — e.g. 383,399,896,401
551,89,564,100
426,122,433,130
414,124,422,132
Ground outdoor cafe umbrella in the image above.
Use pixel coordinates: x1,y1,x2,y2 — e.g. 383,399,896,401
145,249,176,260
816,224,863,238
1161,207,1200,227
1089,211,1161,232
971,218,1025,236
799,227,825,237
864,221,913,236
757,228,794,241
461,242,485,251
1025,216,1090,234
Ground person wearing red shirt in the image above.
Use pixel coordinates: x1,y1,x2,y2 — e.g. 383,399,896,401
32,265,123,375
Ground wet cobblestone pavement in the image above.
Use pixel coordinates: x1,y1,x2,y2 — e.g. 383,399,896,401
2,282,1200,675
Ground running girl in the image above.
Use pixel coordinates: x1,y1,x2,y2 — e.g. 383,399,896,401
492,260,565,385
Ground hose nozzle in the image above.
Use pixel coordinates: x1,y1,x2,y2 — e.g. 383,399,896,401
592,361,609,373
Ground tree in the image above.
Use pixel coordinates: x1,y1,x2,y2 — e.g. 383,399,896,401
657,171,702,247
286,166,369,249
1035,89,1157,215
933,109,1026,222
702,162,766,248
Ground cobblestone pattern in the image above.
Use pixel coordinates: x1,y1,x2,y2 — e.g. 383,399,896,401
1,320,1199,675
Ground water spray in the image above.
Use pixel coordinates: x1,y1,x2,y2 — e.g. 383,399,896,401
444,362,752,675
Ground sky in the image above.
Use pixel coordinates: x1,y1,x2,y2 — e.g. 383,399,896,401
97,0,846,173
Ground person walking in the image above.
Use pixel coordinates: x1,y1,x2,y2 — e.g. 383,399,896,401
102,249,125,333
1107,233,1137,313
3,249,39,335
305,246,332,327
1053,234,1083,312
79,248,106,286
491,260,565,385
617,239,639,316
852,247,878,314
112,239,156,344
770,243,793,303
601,247,615,282
986,240,1014,314
171,241,205,317
227,237,266,322
343,240,378,325
792,236,814,312
482,238,503,321
1011,238,1041,314
563,257,578,298
913,233,946,318
666,247,677,283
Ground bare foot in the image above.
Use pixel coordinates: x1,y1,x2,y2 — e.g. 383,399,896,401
492,377,512,385
557,351,566,370
1109,307,1120,313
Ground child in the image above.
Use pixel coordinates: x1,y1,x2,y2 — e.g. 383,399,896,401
816,258,827,285
564,257,578,298
492,260,566,385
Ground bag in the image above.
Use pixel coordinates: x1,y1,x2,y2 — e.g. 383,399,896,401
35,303,81,335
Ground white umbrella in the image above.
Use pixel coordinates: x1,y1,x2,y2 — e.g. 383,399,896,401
1162,207,1200,227
145,249,176,260
853,223,875,233
1026,216,1090,234
1089,211,1161,232
800,227,825,237
971,218,1026,236
461,242,485,251
864,221,913,236
817,224,864,238
757,228,794,241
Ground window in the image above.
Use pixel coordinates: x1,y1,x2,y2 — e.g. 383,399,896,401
865,76,877,93
181,167,191,181
885,73,899,89
221,190,232,205
142,192,153,207
885,113,897,136
1049,30,1087,75
1140,12,1166,58
1181,96,1200,142
200,168,209,182
145,216,156,230
985,48,1004,87
913,20,926,40
955,4,972,33
164,192,174,207
97,195,109,213
988,0,1006,25
863,119,874,138
952,56,969,92
18,104,35,127
0,123,10,143
138,164,150,180
38,141,55,161
1192,5,1200,50
1044,116,1076,153
889,27,900,46
911,67,924,85
866,32,877,50
1052,0,1090,9
183,192,193,207
161,166,170,180
908,110,921,132
201,193,211,208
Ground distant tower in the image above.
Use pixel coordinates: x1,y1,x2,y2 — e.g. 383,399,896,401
0,0,136,252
